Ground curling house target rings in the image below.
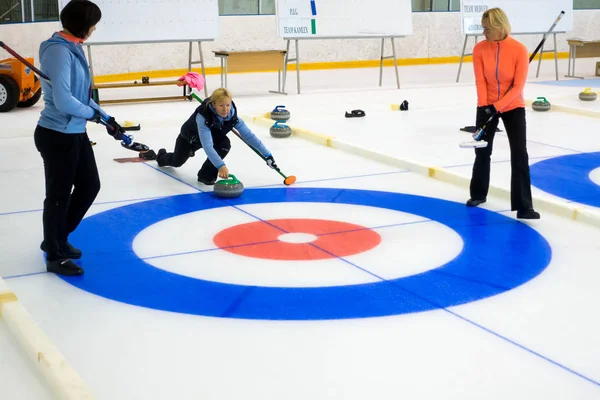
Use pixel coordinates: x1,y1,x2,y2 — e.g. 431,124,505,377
62,187,552,320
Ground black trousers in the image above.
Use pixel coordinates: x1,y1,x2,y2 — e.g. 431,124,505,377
158,134,231,180
34,125,101,261
469,107,534,211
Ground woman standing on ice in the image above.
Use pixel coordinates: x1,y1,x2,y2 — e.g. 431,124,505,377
466,7,540,220
35,0,127,276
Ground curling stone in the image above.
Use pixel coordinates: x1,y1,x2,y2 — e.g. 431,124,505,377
579,88,598,101
269,121,292,138
532,97,551,112
213,174,244,198
270,105,291,121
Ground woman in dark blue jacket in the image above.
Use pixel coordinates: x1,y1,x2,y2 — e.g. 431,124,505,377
157,88,278,184
35,0,125,276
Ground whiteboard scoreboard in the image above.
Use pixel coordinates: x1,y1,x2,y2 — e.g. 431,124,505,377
58,0,220,44
460,0,573,35
276,0,413,39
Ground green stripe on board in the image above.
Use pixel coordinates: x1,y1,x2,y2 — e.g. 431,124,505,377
311,19,316,34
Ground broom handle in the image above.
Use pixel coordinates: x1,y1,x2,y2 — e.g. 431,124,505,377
529,10,565,63
0,41,124,136
0,41,49,80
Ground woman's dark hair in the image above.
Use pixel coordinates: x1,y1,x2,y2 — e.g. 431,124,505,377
60,0,102,39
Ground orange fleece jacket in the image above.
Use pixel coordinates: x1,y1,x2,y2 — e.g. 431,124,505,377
472,35,528,113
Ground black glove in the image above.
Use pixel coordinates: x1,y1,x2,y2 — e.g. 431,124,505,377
88,109,102,124
476,105,498,127
474,105,499,140
104,116,125,141
266,155,277,169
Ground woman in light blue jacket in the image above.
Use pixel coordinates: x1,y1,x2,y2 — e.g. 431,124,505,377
35,0,125,276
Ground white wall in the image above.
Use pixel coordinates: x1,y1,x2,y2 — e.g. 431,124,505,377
1,10,599,77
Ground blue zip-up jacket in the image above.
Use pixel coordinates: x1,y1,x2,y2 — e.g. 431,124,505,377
193,104,271,170
37,32,108,134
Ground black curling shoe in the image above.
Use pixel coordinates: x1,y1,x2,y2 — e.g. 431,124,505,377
40,241,82,259
517,209,540,219
466,198,486,207
46,258,84,276
197,177,216,185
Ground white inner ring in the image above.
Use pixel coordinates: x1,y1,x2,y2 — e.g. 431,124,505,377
588,167,600,187
133,202,464,288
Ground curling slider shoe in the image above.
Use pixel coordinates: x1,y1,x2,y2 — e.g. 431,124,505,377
345,109,366,118
459,139,488,149
139,149,157,160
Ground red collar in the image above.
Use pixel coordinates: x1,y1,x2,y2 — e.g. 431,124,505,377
58,31,84,44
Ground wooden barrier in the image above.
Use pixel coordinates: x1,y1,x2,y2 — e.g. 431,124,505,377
213,50,287,94
91,79,190,105
565,39,600,79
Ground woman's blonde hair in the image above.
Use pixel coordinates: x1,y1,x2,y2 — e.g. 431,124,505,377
209,88,232,105
482,7,511,36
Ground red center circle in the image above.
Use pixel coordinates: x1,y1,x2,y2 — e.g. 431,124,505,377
213,218,381,260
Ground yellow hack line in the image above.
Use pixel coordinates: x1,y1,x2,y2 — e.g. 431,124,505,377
246,111,600,229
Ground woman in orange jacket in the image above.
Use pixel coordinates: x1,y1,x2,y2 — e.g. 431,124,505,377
467,7,540,219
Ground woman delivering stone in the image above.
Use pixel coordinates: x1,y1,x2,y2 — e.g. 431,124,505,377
156,88,278,184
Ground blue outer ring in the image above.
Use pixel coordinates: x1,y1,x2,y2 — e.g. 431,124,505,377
63,188,552,320
531,152,600,208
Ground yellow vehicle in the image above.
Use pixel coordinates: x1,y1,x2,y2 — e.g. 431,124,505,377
0,57,42,112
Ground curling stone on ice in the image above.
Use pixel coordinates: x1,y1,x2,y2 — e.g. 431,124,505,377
213,174,244,198
579,88,598,101
270,105,291,121
532,97,551,112
270,120,292,138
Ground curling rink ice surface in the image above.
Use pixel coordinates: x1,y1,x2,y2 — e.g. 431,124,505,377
2,60,600,399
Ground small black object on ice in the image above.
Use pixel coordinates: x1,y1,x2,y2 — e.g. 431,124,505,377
345,109,365,118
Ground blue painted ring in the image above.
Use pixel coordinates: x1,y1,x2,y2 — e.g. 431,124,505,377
531,152,600,208
64,188,552,320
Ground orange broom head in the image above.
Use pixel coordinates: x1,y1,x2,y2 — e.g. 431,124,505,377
284,176,296,185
